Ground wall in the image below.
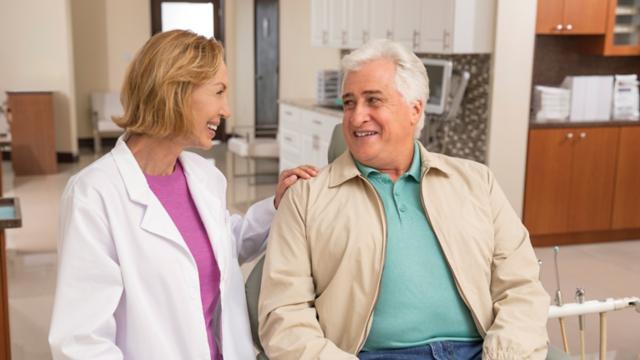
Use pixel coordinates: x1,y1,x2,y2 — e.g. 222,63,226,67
70,0,110,139
0,0,78,154
486,0,538,217
532,36,640,86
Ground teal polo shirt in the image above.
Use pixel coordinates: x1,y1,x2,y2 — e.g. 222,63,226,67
357,143,480,351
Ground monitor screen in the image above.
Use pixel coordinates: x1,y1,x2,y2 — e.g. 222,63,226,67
422,58,453,114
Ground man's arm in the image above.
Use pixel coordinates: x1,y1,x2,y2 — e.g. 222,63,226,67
258,184,357,360
483,169,550,360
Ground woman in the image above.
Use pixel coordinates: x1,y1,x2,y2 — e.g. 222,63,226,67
48,30,317,359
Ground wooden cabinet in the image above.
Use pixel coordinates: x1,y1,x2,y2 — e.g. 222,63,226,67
523,127,619,235
524,125,640,245
278,104,341,172
6,92,57,175
310,0,496,54
536,0,608,34
611,126,640,229
587,0,640,56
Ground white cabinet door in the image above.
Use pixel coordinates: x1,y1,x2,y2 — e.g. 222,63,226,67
369,0,394,40
346,0,370,48
393,0,423,50
328,0,348,47
419,0,453,53
311,0,329,46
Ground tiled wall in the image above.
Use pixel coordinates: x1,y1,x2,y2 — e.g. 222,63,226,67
532,36,640,87
419,54,492,164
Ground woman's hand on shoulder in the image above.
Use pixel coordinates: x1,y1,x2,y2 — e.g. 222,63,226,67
274,165,318,209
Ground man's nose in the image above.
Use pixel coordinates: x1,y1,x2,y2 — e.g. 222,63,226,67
348,102,368,127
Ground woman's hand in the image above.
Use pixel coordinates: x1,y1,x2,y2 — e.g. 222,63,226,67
274,165,319,209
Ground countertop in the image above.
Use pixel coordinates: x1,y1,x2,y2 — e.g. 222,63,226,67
530,119,640,129
279,99,344,117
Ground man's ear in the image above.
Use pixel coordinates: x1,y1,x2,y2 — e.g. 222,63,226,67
410,100,423,125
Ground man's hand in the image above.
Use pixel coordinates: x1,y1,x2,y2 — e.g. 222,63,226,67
274,165,318,209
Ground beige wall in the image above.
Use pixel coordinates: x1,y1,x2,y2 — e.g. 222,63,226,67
71,0,110,139
279,0,340,102
487,0,537,217
0,0,78,154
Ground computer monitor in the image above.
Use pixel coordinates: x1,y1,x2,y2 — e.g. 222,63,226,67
422,58,453,114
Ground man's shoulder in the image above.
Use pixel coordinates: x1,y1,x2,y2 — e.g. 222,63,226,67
426,151,490,180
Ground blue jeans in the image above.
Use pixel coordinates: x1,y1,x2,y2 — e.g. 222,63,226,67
358,340,483,360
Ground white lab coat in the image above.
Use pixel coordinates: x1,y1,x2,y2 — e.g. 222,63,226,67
49,136,276,360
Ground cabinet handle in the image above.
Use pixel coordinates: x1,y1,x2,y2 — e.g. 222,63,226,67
566,24,573,31
322,30,328,44
579,132,587,139
413,30,420,50
312,119,322,126
386,30,393,39
555,24,564,31
363,31,369,43
342,30,347,45
566,132,574,139
443,30,450,50
284,136,293,142
284,111,292,116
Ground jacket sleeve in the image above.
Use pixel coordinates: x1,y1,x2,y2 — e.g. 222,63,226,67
229,196,277,265
482,169,550,360
258,185,357,360
49,185,124,359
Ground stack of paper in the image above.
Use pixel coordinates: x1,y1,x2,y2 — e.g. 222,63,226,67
561,76,614,122
613,74,639,121
532,86,571,122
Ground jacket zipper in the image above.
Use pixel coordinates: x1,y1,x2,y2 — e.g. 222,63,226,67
354,175,388,353
418,170,486,336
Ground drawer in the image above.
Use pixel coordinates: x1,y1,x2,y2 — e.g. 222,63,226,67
279,104,303,133
305,111,342,141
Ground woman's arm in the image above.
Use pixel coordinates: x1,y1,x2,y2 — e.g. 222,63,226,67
230,165,317,264
49,186,124,360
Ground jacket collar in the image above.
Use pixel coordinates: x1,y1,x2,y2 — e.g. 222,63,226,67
328,142,452,188
111,134,184,246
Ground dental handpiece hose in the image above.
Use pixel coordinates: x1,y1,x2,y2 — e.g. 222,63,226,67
553,247,570,354
576,288,586,360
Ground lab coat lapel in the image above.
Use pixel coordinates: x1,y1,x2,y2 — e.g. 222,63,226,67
180,154,228,275
111,136,186,250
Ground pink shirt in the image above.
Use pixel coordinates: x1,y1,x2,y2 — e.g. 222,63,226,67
145,161,222,360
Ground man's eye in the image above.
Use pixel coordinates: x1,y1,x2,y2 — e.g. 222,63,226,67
367,97,381,105
343,100,355,108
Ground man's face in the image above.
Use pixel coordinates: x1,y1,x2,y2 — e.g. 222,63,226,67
341,58,421,169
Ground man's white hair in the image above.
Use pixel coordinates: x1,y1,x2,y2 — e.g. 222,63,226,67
341,39,429,139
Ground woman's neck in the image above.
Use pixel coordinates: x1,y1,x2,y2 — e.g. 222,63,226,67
126,133,183,176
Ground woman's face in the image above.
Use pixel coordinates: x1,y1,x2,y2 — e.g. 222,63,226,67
185,63,230,149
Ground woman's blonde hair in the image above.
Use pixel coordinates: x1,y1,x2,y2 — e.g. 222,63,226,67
114,30,224,138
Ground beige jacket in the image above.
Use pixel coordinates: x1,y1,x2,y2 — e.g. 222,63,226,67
259,145,549,360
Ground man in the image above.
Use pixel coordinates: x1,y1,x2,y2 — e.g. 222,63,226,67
259,39,549,360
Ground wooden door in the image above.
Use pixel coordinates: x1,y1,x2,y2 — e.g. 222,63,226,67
563,0,608,34
536,0,564,34
568,127,619,232
612,126,640,229
523,128,574,235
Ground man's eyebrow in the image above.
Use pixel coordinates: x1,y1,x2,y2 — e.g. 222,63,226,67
342,90,383,99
